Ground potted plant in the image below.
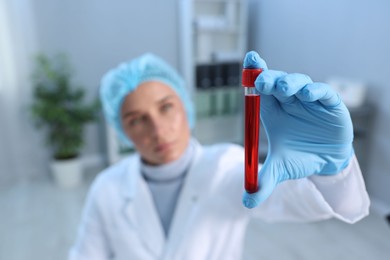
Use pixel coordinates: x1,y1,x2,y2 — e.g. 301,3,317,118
30,53,99,188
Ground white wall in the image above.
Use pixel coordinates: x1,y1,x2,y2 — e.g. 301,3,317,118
249,0,390,205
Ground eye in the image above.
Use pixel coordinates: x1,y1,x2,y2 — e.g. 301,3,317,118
128,116,144,127
160,103,173,113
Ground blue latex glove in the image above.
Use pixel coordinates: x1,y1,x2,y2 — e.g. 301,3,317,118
242,51,354,209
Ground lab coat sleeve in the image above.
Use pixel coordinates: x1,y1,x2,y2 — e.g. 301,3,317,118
253,155,370,224
68,175,112,260
308,155,370,223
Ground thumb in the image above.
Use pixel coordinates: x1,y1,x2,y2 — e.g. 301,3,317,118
242,160,280,208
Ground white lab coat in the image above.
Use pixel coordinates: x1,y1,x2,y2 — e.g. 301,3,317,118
69,142,369,260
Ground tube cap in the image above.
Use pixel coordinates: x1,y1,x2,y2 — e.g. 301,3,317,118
242,68,263,87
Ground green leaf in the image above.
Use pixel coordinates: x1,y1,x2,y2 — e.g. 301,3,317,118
30,53,99,159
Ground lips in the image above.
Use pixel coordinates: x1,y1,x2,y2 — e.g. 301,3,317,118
154,141,175,153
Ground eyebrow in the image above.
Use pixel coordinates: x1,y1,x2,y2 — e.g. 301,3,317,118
121,95,175,119
157,95,175,104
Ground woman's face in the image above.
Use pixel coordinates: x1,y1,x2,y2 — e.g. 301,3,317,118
121,81,191,165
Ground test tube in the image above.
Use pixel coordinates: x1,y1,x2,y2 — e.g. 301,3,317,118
242,67,263,194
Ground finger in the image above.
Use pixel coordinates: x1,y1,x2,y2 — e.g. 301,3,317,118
243,51,268,69
242,160,279,208
274,73,313,103
255,70,287,95
296,82,341,107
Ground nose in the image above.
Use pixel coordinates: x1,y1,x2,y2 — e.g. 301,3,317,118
148,115,167,139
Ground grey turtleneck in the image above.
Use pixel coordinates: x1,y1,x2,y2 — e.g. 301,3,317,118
141,138,196,237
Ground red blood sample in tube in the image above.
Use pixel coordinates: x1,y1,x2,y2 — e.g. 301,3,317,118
244,95,260,193
242,68,263,194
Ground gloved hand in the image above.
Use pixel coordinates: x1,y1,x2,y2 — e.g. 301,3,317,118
242,51,354,208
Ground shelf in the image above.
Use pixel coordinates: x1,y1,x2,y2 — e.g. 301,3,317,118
193,27,242,34
180,0,248,144
193,16,241,33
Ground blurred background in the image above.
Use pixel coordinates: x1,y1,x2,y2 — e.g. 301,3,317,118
0,0,389,259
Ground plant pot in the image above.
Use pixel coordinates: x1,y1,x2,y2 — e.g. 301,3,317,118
50,157,83,188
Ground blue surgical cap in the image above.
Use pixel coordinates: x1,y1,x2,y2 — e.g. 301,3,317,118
100,53,195,147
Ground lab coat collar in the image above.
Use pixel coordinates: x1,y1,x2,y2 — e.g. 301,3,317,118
120,154,166,258
120,154,140,200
